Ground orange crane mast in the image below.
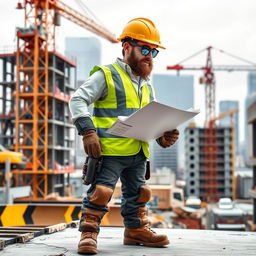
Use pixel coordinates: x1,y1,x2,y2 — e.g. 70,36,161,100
14,0,117,198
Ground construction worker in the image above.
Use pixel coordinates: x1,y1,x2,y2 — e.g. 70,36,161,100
69,17,179,255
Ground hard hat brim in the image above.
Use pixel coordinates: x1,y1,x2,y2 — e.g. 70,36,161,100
117,36,166,49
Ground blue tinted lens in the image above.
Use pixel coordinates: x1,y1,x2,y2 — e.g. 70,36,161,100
141,46,158,58
141,47,150,56
130,42,159,58
151,49,158,58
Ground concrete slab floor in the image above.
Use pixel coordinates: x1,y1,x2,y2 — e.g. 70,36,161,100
0,227,256,256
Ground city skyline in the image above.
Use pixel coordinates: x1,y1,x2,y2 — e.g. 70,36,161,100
152,73,194,175
1,1,255,143
65,37,102,168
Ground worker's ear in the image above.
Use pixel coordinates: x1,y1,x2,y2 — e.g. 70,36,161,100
123,41,130,55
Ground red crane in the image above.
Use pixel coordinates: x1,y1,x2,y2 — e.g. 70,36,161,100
167,46,256,126
167,46,256,201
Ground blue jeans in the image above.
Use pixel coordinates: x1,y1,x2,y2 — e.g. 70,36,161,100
81,149,147,228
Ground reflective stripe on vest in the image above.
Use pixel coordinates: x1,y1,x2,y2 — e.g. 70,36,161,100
90,63,154,158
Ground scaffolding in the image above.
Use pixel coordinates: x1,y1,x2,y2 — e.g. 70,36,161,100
0,0,117,199
0,47,76,198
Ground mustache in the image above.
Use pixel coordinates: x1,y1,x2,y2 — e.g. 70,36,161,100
142,56,152,62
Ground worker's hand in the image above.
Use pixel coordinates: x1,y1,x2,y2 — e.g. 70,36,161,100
82,130,102,158
159,129,179,148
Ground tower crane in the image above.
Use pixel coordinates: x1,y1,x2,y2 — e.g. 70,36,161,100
167,46,256,126
167,46,256,201
13,0,117,198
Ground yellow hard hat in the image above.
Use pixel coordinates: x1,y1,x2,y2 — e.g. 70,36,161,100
117,17,165,49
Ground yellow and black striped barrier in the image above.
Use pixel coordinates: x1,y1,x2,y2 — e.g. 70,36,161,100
0,204,123,227
0,204,81,227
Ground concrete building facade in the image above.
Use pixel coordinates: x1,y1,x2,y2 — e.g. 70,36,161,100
185,126,233,200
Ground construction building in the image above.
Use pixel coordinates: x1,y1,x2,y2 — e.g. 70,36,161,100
0,0,117,200
0,53,16,147
185,126,234,201
0,50,76,196
167,46,256,203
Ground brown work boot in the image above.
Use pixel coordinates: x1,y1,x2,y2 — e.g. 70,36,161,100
77,208,102,255
78,231,98,255
123,206,169,247
124,225,169,247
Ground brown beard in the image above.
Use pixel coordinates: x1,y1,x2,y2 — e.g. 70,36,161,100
127,48,153,79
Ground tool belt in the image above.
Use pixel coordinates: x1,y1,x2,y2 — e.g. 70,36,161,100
82,157,102,185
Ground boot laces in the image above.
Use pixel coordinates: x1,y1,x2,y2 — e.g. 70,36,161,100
84,231,92,238
84,231,97,240
145,224,156,234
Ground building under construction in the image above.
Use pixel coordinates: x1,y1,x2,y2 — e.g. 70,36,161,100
167,47,256,203
0,49,76,197
0,0,117,200
185,125,235,202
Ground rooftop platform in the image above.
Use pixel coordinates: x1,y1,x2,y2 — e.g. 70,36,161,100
1,226,256,255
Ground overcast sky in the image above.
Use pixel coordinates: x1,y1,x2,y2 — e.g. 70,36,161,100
1,0,256,142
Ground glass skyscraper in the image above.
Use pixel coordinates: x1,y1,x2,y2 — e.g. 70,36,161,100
65,37,101,85
219,100,239,154
247,72,256,95
151,74,194,178
65,37,101,168
245,72,256,166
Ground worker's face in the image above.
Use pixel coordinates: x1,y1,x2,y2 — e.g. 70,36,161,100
125,41,155,79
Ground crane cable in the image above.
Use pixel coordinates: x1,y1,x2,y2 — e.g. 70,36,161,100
177,47,206,65
176,46,256,66
74,0,104,27
214,47,256,66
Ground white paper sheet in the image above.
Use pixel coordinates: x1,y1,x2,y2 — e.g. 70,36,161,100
106,101,200,142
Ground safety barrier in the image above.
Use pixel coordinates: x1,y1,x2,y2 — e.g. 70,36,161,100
0,204,123,227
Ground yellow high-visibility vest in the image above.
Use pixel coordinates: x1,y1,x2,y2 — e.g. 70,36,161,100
90,63,155,158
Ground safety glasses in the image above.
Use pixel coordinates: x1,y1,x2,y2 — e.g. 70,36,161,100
129,42,159,58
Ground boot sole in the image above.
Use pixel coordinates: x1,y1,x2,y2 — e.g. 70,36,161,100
77,246,97,255
123,237,170,247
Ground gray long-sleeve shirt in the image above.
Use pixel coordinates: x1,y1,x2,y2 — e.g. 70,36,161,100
69,58,154,135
